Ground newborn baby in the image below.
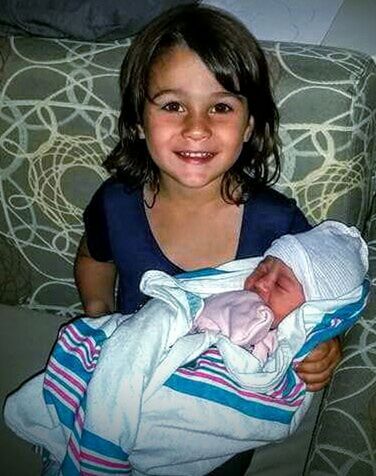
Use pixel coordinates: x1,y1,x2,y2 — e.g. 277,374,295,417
193,220,368,360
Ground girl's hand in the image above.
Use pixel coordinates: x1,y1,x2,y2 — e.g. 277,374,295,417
295,337,342,391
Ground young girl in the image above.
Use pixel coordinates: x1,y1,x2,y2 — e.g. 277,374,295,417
74,3,341,474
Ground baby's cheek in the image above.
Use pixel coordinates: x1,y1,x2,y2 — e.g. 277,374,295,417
243,275,254,290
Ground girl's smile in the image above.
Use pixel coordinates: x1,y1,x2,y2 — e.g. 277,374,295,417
140,46,253,194
174,150,216,164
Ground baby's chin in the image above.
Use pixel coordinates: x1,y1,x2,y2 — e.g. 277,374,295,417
270,313,284,330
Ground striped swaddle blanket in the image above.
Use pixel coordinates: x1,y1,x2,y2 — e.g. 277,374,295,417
4,257,369,475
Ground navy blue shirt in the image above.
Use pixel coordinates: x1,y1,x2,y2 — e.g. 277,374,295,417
84,178,311,314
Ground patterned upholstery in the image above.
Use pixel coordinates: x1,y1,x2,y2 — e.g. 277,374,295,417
0,36,375,473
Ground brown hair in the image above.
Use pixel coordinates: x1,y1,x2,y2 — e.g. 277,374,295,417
104,3,281,204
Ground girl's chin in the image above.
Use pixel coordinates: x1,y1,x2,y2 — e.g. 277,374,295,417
163,175,222,191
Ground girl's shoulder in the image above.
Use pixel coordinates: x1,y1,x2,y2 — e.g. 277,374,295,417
243,186,311,235
91,177,141,203
248,186,300,212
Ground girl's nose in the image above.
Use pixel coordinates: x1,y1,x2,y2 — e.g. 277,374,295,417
182,112,212,141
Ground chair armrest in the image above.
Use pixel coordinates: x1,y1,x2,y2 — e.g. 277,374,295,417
304,287,376,475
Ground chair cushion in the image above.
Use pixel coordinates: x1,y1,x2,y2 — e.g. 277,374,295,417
0,303,69,475
0,37,375,313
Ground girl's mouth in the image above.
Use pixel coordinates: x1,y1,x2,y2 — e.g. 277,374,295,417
175,150,215,162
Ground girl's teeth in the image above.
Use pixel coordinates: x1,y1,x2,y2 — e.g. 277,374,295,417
179,151,213,158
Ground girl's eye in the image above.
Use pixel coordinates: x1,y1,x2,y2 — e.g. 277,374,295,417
211,103,233,114
162,102,184,113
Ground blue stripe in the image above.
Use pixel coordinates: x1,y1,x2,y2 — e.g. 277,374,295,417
44,392,75,429
185,292,203,317
183,348,224,369
81,428,129,461
49,318,108,386
165,374,294,424
61,452,80,476
176,268,230,279
81,460,131,474
183,356,224,371
44,368,82,402
296,280,369,359
280,367,299,398
71,318,108,341
51,348,94,384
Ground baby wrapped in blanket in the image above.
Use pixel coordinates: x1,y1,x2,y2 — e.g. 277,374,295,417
4,221,369,476
194,218,369,361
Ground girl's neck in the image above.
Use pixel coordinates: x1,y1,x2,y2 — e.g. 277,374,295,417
151,178,227,210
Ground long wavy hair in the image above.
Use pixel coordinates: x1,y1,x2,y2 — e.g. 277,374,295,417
104,3,281,204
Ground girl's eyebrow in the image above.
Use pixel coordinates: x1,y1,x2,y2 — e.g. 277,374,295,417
149,89,179,101
149,89,244,102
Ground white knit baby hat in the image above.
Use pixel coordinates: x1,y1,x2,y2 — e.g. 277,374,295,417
265,220,369,301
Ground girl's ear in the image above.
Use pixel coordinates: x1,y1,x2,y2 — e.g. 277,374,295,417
137,124,145,139
243,116,254,143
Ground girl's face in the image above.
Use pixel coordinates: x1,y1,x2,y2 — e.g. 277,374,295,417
139,46,253,194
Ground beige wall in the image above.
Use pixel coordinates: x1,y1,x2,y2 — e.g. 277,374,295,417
323,0,376,59
204,0,375,59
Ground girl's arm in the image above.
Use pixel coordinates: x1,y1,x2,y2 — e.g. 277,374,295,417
74,234,117,317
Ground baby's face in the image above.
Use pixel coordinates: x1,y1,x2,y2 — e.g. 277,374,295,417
244,256,305,327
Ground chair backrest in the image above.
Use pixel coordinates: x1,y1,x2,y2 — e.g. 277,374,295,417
0,37,375,314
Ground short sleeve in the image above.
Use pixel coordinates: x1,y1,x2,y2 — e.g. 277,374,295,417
83,184,113,262
288,200,312,235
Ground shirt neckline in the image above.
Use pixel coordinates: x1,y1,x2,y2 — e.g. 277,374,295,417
137,188,248,273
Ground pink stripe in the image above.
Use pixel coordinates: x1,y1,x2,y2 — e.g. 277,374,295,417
177,368,297,408
199,357,301,405
66,426,130,473
68,434,130,474
75,407,85,429
68,436,80,464
270,388,284,398
269,386,305,407
293,397,305,406
192,347,304,403
81,450,130,470
63,328,100,365
287,382,304,400
195,358,226,371
44,377,78,409
60,335,97,371
201,348,222,358
63,329,100,360
197,361,304,406
270,376,289,397
66,325,99,356
48,359,86,393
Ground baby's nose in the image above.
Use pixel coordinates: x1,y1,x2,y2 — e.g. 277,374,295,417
252,278,270,302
